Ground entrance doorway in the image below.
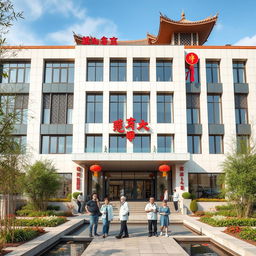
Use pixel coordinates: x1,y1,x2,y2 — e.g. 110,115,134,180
104,171,156,201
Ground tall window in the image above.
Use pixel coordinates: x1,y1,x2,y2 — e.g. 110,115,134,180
187,135,201,154
186,94,200,124
209,135,223,154
157,135,174,153
109,94,126,122
86,94,103,123
0,62,30,83
42,94,73,124
109,135,126,152
157,94,173,123
133,94,149,122
233,61,246,83
186,62,199,83
237,135,249,153
207,95,222,124
156,60,172,81
189,173,221,198
206,61,220,83
110,59,126,81
235,94,248,124
44,62,74,83
133,60,149,81
0,94,28,124
133,135,150,153
85,135,102,152
55,173,72,198
87,59,103,81
13,135,27,150
41,135,72,154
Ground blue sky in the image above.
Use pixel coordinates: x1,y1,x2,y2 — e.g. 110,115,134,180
7,0,256,46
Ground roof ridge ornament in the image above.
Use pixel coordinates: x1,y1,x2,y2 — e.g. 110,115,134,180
181,10,185,20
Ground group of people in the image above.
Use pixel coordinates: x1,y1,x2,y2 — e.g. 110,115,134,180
78,189,180,239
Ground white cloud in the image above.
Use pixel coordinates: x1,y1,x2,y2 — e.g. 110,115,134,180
215,22,223,31
47,17,118,44
234,35,256,46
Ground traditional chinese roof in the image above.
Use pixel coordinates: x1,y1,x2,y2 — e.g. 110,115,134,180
73,12,218,46
147,12,218,45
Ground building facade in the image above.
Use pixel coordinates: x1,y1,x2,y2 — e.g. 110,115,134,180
1,13,255,201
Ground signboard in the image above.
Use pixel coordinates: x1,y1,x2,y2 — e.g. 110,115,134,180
81,36,118,45
113,117,150,142
179,166,184,190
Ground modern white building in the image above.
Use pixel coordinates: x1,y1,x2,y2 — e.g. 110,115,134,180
1,13,256,201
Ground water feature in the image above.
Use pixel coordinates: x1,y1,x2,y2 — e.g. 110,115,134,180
178,241,235,256
41,241,90,256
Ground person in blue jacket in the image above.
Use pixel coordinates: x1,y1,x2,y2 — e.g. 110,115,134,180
100,197,113,238
159,200,171,237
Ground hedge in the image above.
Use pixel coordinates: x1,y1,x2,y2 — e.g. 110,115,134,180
196,198,227,202
16,209,71,217
200,216,256,227
182,192,191,199
215,204,234,211
239,227,256,241
5,227,45,243
13,216,66,227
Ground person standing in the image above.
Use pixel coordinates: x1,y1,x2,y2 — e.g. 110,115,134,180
116,196,129,239
173,189,179,212
85,193,100,237
100,197,113,238
164,189,169,201
77,193,84,214
159,200,170,237
145,197,159,237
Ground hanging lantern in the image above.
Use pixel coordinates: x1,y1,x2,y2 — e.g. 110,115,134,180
90,165,102,177
158,164,171,177
185,52,199,82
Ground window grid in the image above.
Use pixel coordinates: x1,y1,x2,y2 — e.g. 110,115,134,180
41,135,72,154
187,135,201,154
109,94,126,122
133,94,150,122
233,61,246,83
44,62,74,83
209,135,223,154
235,94,248,124
86,94,103,123
157,135,174,153
157,94,173,123
87,59,103,81
207,95,222,124
85,135,102,152
133,60,149,81
133,135,151,153
206,61,220,83
109,135,127,153
156,60,173,81
186,94,200,124
110,59,127,81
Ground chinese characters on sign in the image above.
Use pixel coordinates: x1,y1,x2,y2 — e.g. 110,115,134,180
179,166,184,190
76,167,81,190
81,36,118,45
113,117,150,142
185,52,199,83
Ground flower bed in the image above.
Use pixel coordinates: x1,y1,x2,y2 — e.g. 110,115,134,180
196,198,227,202
16,209,73,217
2,216,67,227
200,216,256,227
224,226,256,245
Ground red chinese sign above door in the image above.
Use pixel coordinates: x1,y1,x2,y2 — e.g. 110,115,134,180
81,36,118,45
113,117,150,142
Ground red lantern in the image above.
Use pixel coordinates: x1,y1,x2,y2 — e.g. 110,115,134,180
158,164,171,177
90,165,102,177
185,52,199,82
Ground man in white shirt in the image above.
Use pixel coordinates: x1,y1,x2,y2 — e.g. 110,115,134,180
173,189,179,212
145,197,159,237
116,196,129,239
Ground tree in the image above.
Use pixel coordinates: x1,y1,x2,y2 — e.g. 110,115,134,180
220,138,256,217
23,160,61,211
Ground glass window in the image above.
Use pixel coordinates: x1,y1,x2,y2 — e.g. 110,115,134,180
109,94,126,122
206,61,220,83
87,59,103,81
133,60,149,81
186,62,200,83
0,62,30,83
41,135,72,154
207,95,222,124
44,62,74,83
86,94,103,123
133,135,150,153
109,135,126,152
133,94,149,122
157,94,173,123
186,94,200,124
157,135,174,153
156,60,172,81
235,94,248,124
55,173,72,198
85,135,102,152
209,135,223,154
189,173,221,198
237,135,249,153
233,61,246,83
187,135,201,154
110,59,126,81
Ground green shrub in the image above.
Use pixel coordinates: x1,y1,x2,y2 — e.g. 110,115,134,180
48,198,71,202
196,198,227,202
5,227,45,243
190,200,198,213
72,192,80,199
16,209,55,217
200,216,256,227
182,192,191,199
67,193,72,201
13,216,66,227
215,204,234,211
239,227,256,241
47,205,60,211
215,210,237,217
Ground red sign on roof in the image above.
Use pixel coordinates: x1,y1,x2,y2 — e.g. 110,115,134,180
81,36,118,45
